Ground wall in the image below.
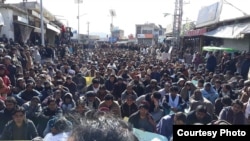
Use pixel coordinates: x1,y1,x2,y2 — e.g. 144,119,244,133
223,37,249,51
141,25,153,31
0,8,14,39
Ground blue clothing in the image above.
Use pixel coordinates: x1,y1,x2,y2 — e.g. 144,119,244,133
206,55,217,72
156,114,175,141
240,59,250,79
43,116,72,137
150,72,161,83
16,89,42,105
201,83,218,104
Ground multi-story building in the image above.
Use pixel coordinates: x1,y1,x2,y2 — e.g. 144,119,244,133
111,28,124,41
136,23,166,46
0,1,62,45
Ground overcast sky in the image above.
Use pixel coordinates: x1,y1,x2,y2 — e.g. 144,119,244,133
5,0,250,37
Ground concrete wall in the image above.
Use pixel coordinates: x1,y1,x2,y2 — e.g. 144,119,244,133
0,8,14,39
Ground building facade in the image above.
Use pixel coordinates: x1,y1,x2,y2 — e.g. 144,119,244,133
184,1,250,52
0,2,62,45
111,28,124,40
136,23,166,46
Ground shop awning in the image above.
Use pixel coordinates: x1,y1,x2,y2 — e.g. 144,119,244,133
202,46,239,53
46,23,60,33
203,22,249,39
185,28,207,37
13,21,44,33
241,25,250,34
14,21,37,29
0,13,4,26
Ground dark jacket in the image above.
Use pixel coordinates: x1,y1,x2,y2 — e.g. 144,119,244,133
156,114,175,141
206,55,217,72
105,80,116,92
219,106,245,125
0,108,15,134
17,89,42,103
120,102,138,118
128,111,155,132
186,110,212,125
112,82,127,100
63,82,77,95
0,119,38,140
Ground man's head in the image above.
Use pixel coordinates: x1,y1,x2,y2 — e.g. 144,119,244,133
138,102,149,117
150,79,157,87
4,55,12,64
51,118,69,135
47,98,58,111
170,86,179,95
26,83,34,91
195,105,207,120
204,83,212,91
126,95,136,106
164,82,171,91
92,79,100,88
104,94,114,107
193,89,203,101
30,96,40,107
126,84,133,93
66,76,73,83
12,106,26,126
75,99,87,114
231,99,243,114
174,112,187,125
151,91,161,101
85,91,96,102
4,96,17,111
67,111,139,141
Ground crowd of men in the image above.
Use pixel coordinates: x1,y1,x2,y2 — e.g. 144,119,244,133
0,41,249,140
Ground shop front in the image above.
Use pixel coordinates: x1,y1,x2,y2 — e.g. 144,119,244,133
13,15,41,44
203,22,250,51
183,27,207,53
46,23,60,45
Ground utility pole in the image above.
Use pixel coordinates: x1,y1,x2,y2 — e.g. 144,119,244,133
40,0,45,46
172,0,183,49
172,0,189,49
77,0,80,43
75,0,83,43
87,21,90,48
110,9,116,44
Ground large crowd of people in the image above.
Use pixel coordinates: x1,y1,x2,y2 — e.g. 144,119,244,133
0,40,249,140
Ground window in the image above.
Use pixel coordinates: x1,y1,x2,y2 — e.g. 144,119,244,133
159,30,163,35
142,30,153,34
136,30,141,34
